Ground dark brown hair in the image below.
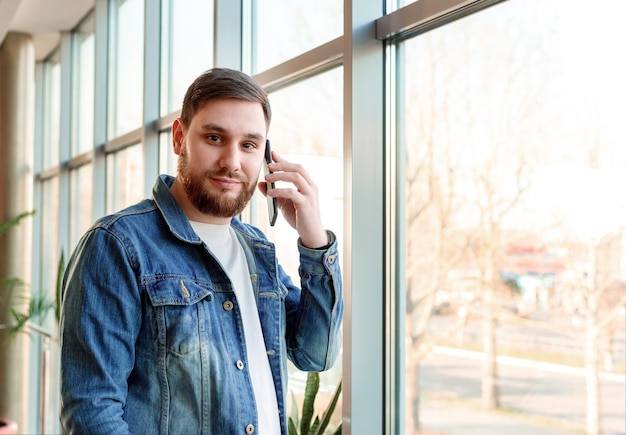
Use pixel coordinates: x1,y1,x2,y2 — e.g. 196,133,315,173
180,68,271,129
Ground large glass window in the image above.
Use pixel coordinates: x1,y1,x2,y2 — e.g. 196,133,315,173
38,176,61,435
158,130,175,176
400,1,626,434
69,164,94,250
39,178,60,312
68,11,96,254
255,70,343,244
252,0,342,73
107,0,144,137
34,40,64,435
160,0,214,116
255,68,344,431
27,1,626,434
42,49,61,170
71,12,95,156
106,144,144,213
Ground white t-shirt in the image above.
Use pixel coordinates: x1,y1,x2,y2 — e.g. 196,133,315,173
190,221,281,434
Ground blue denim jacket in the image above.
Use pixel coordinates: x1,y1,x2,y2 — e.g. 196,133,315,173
59,175,343,435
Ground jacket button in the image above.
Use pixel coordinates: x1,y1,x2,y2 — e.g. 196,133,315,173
223,300,234,311
327,253,337,264
236,360,244,370
246,424,255,434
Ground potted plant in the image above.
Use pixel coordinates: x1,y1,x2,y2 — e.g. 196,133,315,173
288,371,342,435
1,210,62,341
1,211,63,434
8,254,63,340
0,211,35,326
0,211,35,435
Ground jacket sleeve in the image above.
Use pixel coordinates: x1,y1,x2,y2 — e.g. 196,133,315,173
283,230,343,371
59,227,140,435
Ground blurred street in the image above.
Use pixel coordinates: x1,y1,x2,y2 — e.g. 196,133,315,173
419,347,625,435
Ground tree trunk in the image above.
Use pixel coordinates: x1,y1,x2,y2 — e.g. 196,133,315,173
405,330,421,434
481,286,499,409
585,313,600,435
481,220,499,410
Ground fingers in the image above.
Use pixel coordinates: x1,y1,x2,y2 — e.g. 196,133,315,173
265,152,318,197
261,151,327,247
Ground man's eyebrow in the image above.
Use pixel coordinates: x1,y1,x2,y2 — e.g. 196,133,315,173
199,123,225,132
199,123,264,141
244,132,265,141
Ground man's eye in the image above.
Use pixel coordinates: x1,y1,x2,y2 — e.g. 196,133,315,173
242,142,255,150
206,135,221,142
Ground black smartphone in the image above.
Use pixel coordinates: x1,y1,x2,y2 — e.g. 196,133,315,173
263,139,278,226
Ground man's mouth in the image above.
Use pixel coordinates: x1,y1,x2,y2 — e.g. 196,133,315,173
210,176,243,190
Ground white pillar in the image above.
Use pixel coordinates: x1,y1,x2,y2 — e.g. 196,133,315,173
0,31,35,433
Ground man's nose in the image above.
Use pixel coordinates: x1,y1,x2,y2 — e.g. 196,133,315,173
218,144,242,172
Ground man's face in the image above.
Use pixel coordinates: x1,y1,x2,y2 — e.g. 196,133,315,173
173,98,267,221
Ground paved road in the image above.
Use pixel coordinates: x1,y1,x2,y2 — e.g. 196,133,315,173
418,347,625,435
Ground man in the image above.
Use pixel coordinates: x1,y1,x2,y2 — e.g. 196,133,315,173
59,68,343,435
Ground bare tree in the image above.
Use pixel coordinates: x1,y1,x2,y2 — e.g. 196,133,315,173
580,232,626,435
401,26,480,431
403,114,470,432
402,4,554,426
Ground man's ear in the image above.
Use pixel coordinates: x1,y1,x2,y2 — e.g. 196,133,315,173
172,118,185,155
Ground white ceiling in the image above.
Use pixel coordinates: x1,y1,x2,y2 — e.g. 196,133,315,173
0,0,93,60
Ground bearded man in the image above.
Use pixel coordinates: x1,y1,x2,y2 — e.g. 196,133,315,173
59,68,343,435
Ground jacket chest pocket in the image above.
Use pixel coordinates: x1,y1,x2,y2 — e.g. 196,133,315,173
145,277,213,356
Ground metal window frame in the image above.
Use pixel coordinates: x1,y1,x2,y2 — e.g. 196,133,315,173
374,1,510,434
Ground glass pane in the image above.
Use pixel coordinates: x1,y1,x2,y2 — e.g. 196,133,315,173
106,144,144,213
160,0,214,115
400,1,626,434
70,164,94,249
39,177,60,434
254,68,343,431
72,12,95,156
396,0,415,10
108,0,144,137
252,0,342,73
43,50,61,169
40,177,60,302
158,130,176,176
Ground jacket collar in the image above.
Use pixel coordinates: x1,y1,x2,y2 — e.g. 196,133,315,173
152,174,204,244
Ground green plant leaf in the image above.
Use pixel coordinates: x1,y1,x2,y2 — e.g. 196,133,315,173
289,387,300,428
313,380,342,435
300,371,320,435
0,210,35,327
331,422,342,435
307,415,320,435
55,250,65,323
0,277,27,323
4,251,64,341
288,417,298,435
308,416,320,435
0,277,26,296
9,294,55,339
0,210,35,237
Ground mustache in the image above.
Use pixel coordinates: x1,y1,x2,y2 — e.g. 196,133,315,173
204,168,248,184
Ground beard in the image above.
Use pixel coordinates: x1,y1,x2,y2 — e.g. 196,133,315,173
177,147,257,218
